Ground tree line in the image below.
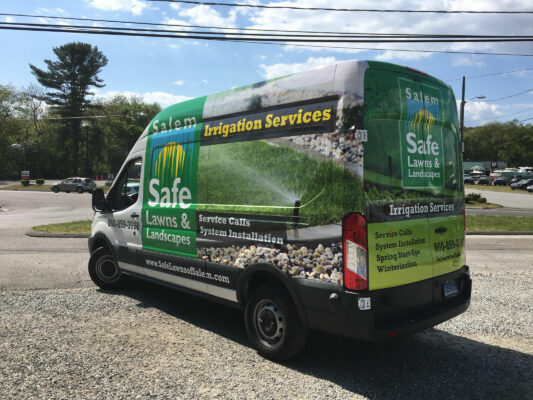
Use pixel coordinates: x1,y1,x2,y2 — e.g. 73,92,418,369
463,121,533,167
0,42,160,180
1,41,531,180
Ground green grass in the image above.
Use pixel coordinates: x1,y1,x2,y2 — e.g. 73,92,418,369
196,140,364,226
33,220,92,234
465,202,501,209
466,215,533,232
0,184,52,191
33,215,533,235
465,184,533,194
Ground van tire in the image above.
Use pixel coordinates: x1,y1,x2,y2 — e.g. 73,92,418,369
244,285,308,361
77,186,84,193
88,247,124,290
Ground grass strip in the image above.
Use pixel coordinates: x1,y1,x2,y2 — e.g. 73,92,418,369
466,215,533,232
0,184,52,191
465,184,533,194
33,220,92,234
32,215,533,235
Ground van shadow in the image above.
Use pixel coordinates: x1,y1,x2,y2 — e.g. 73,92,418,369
107,278,532,400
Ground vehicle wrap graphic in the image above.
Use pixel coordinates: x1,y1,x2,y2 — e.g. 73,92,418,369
138,60,463,291
364,62,464,290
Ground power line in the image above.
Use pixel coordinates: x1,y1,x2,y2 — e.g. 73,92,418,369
486,88,533,102
3,22,533,43
447,67,533,82
148,0,533,14
484,107,533,121
2,25,533,57
3,12,533,39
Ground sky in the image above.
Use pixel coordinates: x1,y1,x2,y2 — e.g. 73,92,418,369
1,0,533,127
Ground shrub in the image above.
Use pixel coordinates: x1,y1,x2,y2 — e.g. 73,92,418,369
36,179,45,185
20,179,30,186
465,192,487,204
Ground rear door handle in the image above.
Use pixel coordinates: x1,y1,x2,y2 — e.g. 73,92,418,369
131,213,139,218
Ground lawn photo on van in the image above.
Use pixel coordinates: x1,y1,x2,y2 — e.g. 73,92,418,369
142,63,369,286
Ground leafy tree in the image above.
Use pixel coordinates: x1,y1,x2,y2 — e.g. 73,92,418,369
29,42,108,175
89,95,160,176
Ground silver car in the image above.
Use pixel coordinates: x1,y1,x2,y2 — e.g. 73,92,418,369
51,177,97,193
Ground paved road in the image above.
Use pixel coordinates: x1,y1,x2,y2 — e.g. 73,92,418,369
465,187,533,208
0,190,94,290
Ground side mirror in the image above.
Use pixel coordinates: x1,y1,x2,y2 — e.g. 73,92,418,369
92,188,107,212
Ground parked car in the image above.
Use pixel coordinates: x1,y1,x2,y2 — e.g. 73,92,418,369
464,175,475,184
492,176,509,186
509,176,522,185
51,177,96,193
477,176,490,185
510,178,533,190
527,184,533,193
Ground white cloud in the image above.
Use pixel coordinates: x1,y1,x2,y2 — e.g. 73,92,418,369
95,90,190,108
202,79,208,84
451,56,486,68
87,0,148,16
244,0,533,61
175,4,237,28
459,100,503,125
259,57,338,79
4,16,15,23
174,80,184,86
35,8,67,15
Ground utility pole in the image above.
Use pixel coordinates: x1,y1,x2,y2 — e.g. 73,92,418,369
460,76,466,153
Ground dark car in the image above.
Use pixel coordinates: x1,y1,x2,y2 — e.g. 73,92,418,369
51,177,97,193
510,178,533,190
509,176,522,185
527,184,533,193
464,175,475,184
492,176,509,186
477,176,490,185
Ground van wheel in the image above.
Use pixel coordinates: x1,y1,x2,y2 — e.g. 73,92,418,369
244,285,308,361
77,186,84,193
88,247,124,290
52,186,59,193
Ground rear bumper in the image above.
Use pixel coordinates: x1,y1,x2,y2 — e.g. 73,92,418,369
293,266,471,341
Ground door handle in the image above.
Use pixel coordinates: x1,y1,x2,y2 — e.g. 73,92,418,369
131,213,139,218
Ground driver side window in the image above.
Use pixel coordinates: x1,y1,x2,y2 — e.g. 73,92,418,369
108,158,142,211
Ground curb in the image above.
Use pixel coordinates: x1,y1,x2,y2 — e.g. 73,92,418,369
25,230,533,239
25,231,90,238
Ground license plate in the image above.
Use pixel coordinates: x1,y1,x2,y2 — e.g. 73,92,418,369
443,280,459,298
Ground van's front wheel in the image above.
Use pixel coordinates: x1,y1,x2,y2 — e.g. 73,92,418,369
88,247,124,290
244,285,308,361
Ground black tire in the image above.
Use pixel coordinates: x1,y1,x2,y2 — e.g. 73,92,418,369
244,285,308,361
52,186,59,193
77,186,84,193
88,247,124,290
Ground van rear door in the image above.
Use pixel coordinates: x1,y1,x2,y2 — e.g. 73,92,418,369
363,63,436,291
419,78,466,281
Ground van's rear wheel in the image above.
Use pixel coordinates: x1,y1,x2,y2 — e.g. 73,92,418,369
77,186,84,193
244,285,308,361
88,247,124,290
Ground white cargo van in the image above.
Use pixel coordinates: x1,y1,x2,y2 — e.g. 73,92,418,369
89,60,471,360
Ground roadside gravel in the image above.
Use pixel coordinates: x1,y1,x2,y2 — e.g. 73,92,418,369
1,262,531,400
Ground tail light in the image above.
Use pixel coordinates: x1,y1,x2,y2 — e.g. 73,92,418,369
342,213,368,290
